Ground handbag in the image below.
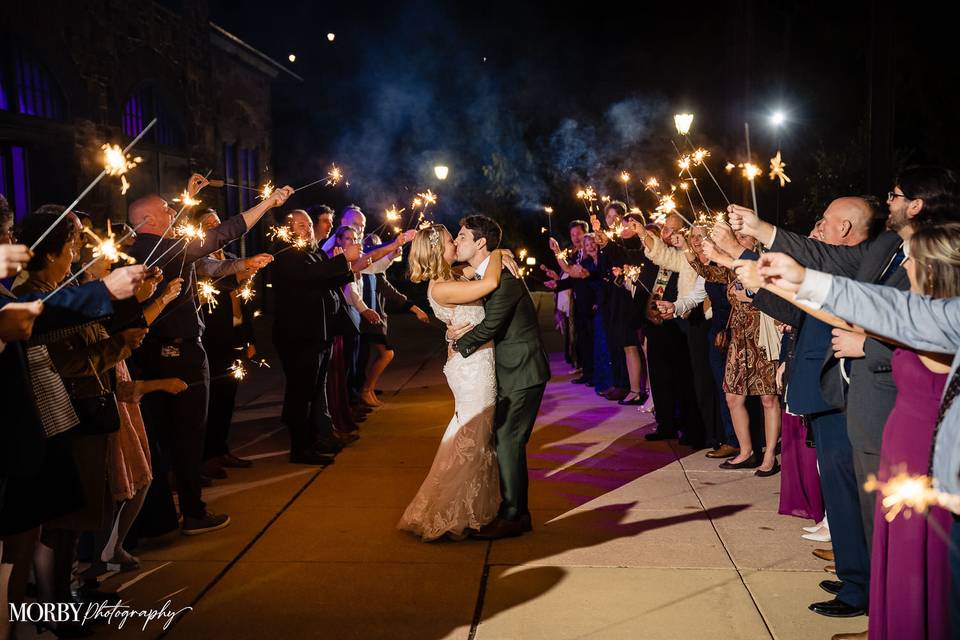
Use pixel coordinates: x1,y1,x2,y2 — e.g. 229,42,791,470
70,393,121,435
714,311,733,351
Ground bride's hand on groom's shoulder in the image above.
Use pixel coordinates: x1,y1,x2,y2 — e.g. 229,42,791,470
499,251,519,277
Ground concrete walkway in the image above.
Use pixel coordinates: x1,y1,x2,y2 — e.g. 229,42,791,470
83,313,867,640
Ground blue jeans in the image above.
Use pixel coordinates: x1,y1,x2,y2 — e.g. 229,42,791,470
810,410,869,609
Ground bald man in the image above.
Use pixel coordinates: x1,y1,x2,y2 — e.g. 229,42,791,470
127,176,292,536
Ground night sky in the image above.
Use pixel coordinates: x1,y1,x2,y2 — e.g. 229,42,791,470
208,0,960,239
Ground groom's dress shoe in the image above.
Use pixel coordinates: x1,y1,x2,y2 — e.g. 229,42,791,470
808,598,866,618
520,513,533,532
819,580,843,596
472,517,524,540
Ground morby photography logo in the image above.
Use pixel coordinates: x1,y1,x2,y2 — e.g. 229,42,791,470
9,599,193,631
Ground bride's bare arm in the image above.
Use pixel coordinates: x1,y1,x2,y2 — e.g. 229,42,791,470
431,251,503,306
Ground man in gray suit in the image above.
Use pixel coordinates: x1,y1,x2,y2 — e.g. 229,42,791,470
728,165,959,617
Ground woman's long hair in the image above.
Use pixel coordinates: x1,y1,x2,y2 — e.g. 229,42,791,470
909,221,960,299
407,224,451,283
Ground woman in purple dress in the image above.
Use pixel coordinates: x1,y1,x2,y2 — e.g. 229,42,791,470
866,225,958,640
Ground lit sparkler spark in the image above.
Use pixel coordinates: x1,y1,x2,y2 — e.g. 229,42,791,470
600,195,611,203
679,182,690,191
172,190,201,208
741,162,762,182
769,151,792,187
518,248,528,260
237,280,255,303
619,171,631,183
576,186,597,201
102,143,143,177
259,182,275,201
175,222,206,244
197,280,221,311
677,155,692,176
645,177,660,190
541,227,548,233
268,225,293,244
864,470,942,522
555,248,570,262
385,205,404,221
623,264,643,282
83,225,134,264
656,195,678,216
292,237,308,249
725,162,736,173
120,176,131,195
544,206,554,214
324,163,344,186
228,359,248,381
674,113,694,136
411,197,423,209
417,189,438,206
253,310,262,318
692,148,710,165
255,358,271,368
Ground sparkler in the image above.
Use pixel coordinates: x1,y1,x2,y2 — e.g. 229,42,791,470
864,469,946,522
41,222,145,302
744,122,760,216
228,359,248,381
293,163,348,193
259,182,275,200
768,151,791,187
197,280,221,312
385,205,404,222
143,170,211,265
672,141,711,215
30,118,157,251
237,280,255,303
725,162,736,173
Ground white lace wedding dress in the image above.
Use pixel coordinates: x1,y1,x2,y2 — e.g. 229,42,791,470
397,292,501,541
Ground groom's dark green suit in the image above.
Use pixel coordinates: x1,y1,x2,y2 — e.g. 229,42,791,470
456,268,550,521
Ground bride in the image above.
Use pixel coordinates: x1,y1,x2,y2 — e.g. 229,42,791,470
397,223,513,541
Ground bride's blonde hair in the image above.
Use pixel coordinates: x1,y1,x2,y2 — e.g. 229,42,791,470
408,224,452,283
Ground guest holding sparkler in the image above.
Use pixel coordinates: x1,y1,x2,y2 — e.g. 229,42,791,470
357,233,430,408
127,174,293,536
193,208,270,481
592,207,649,407
543,220,590,383
687,229,781,474
737,222,960,639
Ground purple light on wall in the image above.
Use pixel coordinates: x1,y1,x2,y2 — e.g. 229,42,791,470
0,72,8,110
11,49,63,119
11,146,30,222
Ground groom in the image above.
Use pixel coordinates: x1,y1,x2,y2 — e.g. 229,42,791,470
450,215,550,539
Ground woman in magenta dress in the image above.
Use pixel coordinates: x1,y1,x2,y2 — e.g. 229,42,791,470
866,224,959,640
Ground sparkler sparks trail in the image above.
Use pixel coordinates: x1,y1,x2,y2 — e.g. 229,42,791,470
677,155,692,176
692,148,710,165
228,359,248,381
42,222,145,302
83,224,135,265
324,163,344,186
725,162,736,173
417,189,438,206
237,280,255,303
384,205,404,222
197,280,221,312
742,162,762,181
259,182,275,201
102,143,143,180
769,151,792,187
674,113,694,136
619,171,631,183
30,117,157,251
268,225,293,244
543,206,554,214
174,222,206,244
864,470,948,522
172,190,202,208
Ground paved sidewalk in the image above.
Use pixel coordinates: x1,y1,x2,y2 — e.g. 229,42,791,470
75,312,867,640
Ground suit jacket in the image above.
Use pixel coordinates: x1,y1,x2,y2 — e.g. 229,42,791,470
785,316,836,416
0,281,114,476
360,273,412,336
771,229,909,453
456,270,550,393
271,246,354,343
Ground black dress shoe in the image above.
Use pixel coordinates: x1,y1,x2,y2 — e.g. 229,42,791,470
520,513,533,532
290,450,336,465
808,598,866,618
471,517,524,540
644,430,677,441
819,579,844,596
618,391,648,406
314,436,344,454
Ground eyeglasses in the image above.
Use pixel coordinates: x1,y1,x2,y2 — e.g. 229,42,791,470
887,191,913,201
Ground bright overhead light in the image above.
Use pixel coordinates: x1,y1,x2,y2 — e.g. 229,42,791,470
327,33,336,42
288,53,296,63
770,110,786,126
434,165,449,180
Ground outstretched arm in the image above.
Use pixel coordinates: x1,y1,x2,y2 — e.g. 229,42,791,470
431,251,504,306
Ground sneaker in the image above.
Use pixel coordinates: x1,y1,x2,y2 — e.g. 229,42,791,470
182,511,231,536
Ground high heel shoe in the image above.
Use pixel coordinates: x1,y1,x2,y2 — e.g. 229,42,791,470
618,391,648,406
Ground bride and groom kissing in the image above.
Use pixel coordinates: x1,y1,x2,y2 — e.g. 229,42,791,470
398,215,550,541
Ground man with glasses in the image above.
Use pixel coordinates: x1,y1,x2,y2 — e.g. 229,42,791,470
727,165,960,620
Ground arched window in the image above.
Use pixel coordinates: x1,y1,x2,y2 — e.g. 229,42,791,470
122,84,184,147
0,46,66,119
